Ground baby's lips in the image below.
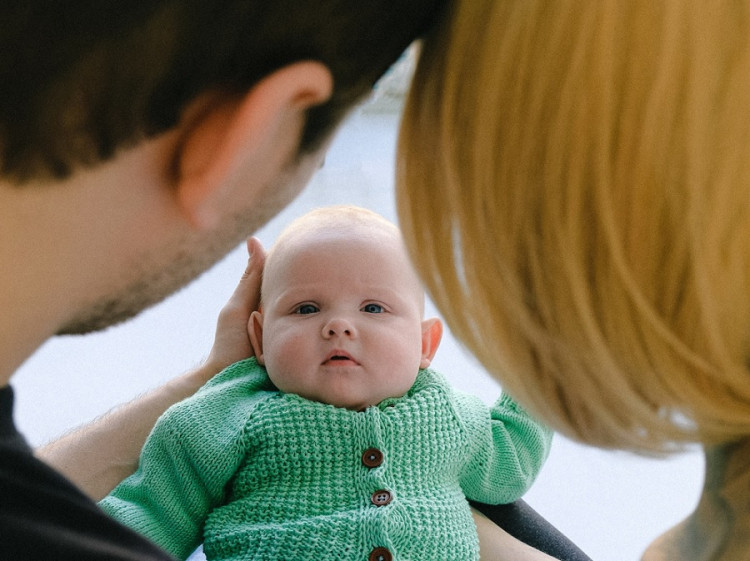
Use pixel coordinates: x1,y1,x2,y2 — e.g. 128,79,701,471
322,349,359,365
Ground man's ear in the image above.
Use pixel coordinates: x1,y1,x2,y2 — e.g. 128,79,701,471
175,61,333,229
248,310,266,365
419,317,443,369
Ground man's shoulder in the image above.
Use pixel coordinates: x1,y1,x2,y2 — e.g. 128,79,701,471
1,412,172,560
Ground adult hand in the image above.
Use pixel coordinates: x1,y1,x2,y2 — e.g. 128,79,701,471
203,237,266,377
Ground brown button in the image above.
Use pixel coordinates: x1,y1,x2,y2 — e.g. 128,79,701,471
362,448,384,468
371,490,392,506
369,547,392,561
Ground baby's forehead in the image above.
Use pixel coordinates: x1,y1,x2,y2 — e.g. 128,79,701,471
267,224,404,279
262,215,424,309
268,212,402,265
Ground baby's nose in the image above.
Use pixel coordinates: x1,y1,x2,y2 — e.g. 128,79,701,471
322,317,355,338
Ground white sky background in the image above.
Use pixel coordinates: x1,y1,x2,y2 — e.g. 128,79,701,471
12,84,703,561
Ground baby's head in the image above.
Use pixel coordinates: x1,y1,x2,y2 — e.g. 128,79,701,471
248,206,442,410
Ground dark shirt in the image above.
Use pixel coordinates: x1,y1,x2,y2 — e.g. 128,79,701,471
0,385,174,560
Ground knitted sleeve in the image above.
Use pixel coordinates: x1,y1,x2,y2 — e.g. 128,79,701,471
99,358,273,560
455,391,553,505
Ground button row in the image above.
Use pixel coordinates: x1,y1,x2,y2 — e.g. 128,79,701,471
363,448,391,559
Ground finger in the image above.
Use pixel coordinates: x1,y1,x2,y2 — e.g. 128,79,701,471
227,237,266,312
243,237,266,280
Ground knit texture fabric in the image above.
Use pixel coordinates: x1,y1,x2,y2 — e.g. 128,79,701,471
100,358,552,561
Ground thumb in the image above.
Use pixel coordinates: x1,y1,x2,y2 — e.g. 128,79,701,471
204,237,267,372
232,236,266,313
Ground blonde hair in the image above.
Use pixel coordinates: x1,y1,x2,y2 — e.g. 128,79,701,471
398,1,750,453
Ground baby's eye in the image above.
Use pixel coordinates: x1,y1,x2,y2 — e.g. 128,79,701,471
295,304,319,315
361,303,385,314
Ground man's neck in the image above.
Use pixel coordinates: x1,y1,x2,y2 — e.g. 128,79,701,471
0,181,74,386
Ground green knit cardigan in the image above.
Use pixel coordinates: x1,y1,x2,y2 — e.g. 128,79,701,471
99,358,552,561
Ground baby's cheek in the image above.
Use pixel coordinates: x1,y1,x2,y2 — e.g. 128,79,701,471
384,359,420,393
263,339,308,392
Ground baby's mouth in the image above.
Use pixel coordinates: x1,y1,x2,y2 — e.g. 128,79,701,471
323,351,359,365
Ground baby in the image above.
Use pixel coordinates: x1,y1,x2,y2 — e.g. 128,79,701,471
100,206,552,561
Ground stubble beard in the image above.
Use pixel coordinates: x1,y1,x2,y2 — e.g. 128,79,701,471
57,166,311,336
57,212,249,335
57,130,330,337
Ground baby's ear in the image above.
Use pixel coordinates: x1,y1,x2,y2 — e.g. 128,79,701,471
419,317,443,369
248,310,265,365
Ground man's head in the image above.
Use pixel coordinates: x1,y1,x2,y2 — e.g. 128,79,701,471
248,206,443,410
1,1,446,339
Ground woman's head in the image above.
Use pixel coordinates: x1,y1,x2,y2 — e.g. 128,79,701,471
398,0,750,453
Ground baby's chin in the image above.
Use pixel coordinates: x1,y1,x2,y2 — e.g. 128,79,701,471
307,391,399,412
317,394,374,412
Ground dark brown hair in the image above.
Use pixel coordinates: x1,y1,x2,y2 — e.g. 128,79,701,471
0,1,442,182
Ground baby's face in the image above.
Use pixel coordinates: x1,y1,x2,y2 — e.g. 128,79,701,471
252,227,435,410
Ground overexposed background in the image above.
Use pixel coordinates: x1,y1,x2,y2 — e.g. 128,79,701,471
12,69,703,561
